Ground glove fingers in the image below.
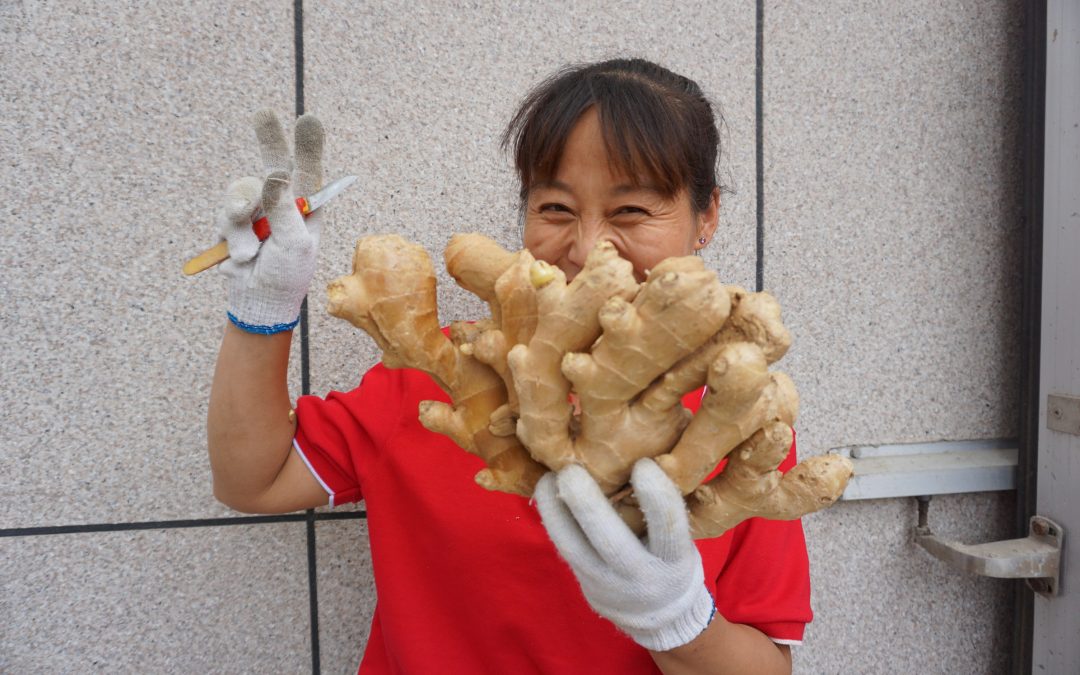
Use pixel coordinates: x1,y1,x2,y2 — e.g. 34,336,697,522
631,458,693,563
254,109,293,175
261,170,291,210
261,170,307,242
218,176,262,263
221,111,318,335
556,465,650,571
534,472,606,573
293,114,324,196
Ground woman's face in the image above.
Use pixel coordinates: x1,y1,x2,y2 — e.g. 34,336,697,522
522,108,719,282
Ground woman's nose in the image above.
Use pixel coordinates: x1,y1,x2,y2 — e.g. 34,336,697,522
566,219,608,271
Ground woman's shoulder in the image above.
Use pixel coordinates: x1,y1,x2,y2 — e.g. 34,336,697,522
335,362,448,406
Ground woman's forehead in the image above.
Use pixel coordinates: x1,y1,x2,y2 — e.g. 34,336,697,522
529,177,666,197
527,114,673,194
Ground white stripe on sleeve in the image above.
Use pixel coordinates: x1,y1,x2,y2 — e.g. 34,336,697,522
292,438,337,508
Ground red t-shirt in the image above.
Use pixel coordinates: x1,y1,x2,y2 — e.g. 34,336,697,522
294,363,811,675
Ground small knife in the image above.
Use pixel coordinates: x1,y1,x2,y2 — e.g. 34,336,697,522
183,174,358,276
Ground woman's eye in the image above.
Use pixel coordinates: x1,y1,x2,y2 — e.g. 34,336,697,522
539,203,570,212
614,206,648,216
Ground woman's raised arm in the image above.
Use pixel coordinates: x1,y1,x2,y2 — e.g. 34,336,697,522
203,111,330,513
207,324,328,513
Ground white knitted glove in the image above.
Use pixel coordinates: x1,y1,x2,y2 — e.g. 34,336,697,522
534,458,717,652
218,110,324,334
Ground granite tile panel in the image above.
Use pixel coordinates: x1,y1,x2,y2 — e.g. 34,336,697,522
0,522,310,672
0,2,302,528
315,518,376,675
799,493,1014,673
764,1,1024,671
764,1,1024,450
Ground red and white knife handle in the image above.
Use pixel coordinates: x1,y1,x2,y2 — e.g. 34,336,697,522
182,196,312,276
251,196,311,241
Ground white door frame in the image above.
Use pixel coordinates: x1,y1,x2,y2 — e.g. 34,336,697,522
1031,1,1080,672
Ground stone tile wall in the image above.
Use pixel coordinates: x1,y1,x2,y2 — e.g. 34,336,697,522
1,2,1023,672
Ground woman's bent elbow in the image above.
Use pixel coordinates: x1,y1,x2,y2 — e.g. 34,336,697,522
212,482,264,514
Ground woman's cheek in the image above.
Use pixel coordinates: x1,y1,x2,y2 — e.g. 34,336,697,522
523,223,564,263
612,233,651,274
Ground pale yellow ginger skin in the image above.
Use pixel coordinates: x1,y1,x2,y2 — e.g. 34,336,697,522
328,232,853,537
687,422,851,538
656,346,799,495
514,252,733,493
647,287,791,406
454,244,540,418
505,244,640,477
444,234,517,328
326,234,546,496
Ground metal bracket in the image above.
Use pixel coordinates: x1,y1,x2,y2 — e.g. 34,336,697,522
913,497,1064,598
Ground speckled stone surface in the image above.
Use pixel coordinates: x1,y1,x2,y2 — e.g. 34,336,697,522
801,493,1015,673
0,523,310,672
303,1,760,395
764,2,1024,672
1,0,1031,672
315,518,376,675
0,2,300,528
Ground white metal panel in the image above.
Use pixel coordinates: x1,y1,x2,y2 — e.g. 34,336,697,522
837,446,1017,500
834,440,1018,500
1034,0,1080,671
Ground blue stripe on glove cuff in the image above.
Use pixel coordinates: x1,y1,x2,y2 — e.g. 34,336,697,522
227,311,300,335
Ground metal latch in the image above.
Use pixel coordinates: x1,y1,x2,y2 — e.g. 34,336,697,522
914,496,1063,598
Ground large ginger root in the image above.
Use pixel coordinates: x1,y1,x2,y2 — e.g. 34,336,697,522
685,421,853,536
328,233,853,537
655,347,798,495
445,235,540,418
326,234,546,495
508,249,732,493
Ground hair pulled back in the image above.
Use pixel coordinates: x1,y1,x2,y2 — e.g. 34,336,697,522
503,58,722,213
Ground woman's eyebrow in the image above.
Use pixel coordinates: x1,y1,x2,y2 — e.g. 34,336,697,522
531,180,661,195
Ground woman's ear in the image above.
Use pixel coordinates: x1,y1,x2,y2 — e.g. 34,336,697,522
694,187,721,250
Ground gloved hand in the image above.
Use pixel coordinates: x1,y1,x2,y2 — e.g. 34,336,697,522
534,457,717,652
218,110,324,334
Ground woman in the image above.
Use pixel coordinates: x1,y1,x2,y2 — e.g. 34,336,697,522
208,58,809,674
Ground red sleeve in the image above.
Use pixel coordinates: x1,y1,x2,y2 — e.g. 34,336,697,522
709,433,813,644
680,384,812,641
292,364,405,507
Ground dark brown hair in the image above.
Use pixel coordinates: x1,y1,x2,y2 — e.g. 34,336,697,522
502,58,723,213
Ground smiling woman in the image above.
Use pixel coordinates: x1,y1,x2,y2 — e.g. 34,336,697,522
519,107,718,281
505,58,723,281
206,57,806,675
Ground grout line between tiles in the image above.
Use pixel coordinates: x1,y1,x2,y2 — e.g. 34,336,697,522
755,0,765,293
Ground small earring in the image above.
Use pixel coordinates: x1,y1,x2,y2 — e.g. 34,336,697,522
698,237,707,245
